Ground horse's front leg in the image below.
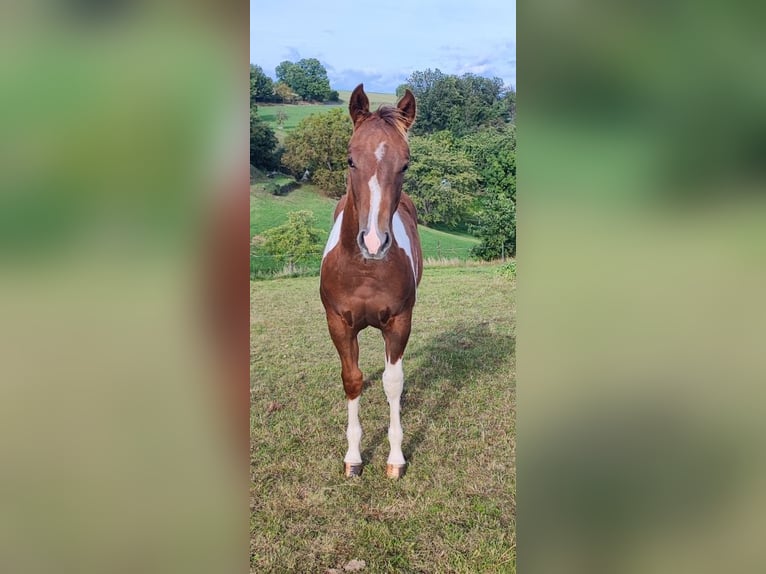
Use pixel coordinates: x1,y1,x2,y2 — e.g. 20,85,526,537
326,312,364,477
382,311,412,479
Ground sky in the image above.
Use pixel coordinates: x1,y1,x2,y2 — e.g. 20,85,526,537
250,0,516,94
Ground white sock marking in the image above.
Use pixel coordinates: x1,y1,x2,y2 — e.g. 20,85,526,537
382,357,405,466
322,210,344,260
392,211,417,285
344,396,362,464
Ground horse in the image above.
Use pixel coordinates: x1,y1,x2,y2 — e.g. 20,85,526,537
319,84,423,479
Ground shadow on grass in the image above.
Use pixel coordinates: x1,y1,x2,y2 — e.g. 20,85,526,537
360,320,515,464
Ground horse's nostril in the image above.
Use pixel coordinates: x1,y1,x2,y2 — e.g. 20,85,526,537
381,232,390,249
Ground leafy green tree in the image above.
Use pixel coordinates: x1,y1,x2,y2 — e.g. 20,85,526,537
250,105,278,170
404,131,480,227
471,188,515,259
275,59,333,102
460,126,516,199
460,127,516,258
250,64,274,104
502,87,516,123
281,108,352,197
399,68,510,136
261,210,323,272
274,81,298,103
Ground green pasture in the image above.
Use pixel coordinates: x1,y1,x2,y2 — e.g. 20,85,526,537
250,265,516,573
257,90,400,143
258,103,342,143
336,89,400,109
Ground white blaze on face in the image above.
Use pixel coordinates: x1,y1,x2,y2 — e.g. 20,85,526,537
363,141,387,255
374,141,387,162
365,174,382,254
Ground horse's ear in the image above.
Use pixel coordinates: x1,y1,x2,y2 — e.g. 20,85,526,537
349,84,370,127
397,89,417,131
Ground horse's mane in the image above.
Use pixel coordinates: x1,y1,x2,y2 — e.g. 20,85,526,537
371,105,409,141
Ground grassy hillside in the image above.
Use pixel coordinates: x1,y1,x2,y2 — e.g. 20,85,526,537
257,91,399,143
257,103,342,144
336,89,399,109
250,266,516,573
251,182,479,278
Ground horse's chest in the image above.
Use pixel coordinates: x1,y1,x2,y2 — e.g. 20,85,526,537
321,263,415,329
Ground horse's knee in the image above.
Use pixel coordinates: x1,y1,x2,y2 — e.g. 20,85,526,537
342,368,364,400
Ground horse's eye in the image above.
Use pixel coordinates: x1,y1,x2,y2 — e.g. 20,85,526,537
348,157,355,168
401,163,409,173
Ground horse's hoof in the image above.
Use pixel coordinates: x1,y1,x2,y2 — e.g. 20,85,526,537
386,463,407,479
344,463,363,478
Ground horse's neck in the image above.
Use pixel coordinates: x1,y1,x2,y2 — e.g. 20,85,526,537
339,188,361,252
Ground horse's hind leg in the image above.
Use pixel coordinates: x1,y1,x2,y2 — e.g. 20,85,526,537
326,312,364,477
382,312,412,479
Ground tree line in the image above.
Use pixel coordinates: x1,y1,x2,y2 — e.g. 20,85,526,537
251,64,516,260
251,60,339,104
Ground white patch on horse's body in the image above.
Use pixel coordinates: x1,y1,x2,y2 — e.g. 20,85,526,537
382,357,405,466
374,141,387,162
364,173,383,253
344,396,362,464
322,210,344,260
392,211,417,286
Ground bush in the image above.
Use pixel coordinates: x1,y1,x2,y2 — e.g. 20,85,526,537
266,180,300,196
498,260,516,280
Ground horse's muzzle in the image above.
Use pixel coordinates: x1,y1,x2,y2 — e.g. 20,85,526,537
358,229,391,259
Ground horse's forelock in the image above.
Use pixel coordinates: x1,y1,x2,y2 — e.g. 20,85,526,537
367,106,409,141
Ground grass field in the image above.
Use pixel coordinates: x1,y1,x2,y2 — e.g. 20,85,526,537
250,266,516,573
336,89,399,109
258,91,399,144
250,182,480,278
258,104,342,144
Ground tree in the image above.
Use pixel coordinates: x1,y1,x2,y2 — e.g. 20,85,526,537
399,68,510,136
275,58,333,102
471,188,515,259
261,210,323,272
250,105,278,170
404,131,480,227
250,64,274,104
274,81,298,104
281,108,352,197
502,87,516,123
460,126,516,199
460,126,516,258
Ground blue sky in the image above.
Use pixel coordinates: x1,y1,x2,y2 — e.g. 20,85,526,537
250,0,516,93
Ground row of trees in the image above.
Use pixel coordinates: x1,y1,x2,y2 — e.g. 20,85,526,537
251,60,339,104
251,66,516,259
397,68,515,136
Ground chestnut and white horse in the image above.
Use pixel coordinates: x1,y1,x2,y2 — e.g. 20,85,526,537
320,84,423,478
